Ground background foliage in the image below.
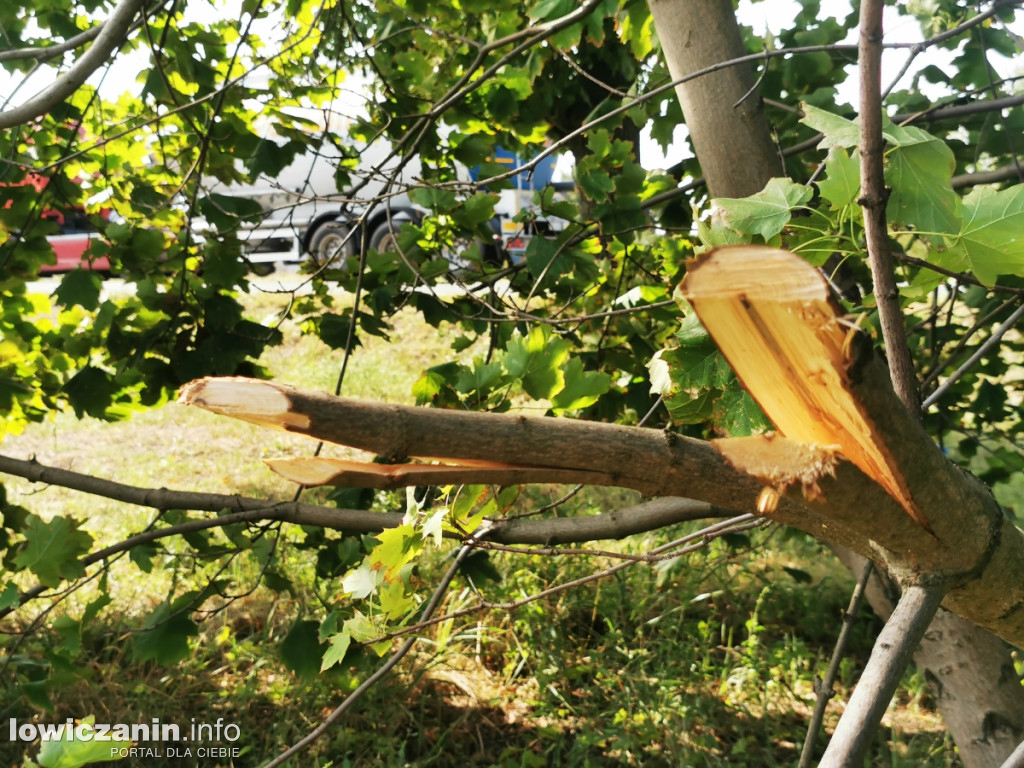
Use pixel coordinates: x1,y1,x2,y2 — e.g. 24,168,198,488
1,0,1023,763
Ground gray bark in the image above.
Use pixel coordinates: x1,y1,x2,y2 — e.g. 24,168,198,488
642,0,1024,758
820,585,945,767
648,0,782,197
833,546,1024,768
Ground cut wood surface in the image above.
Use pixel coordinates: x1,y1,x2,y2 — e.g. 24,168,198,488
680,246,925,529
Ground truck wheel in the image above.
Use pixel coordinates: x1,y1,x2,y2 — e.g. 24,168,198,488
368,220,401,254
309,223,354,269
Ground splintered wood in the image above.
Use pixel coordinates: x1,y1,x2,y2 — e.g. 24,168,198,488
680,246,928,529
177,377,620,490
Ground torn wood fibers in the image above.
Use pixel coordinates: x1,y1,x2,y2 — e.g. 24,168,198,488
179,246,1024,648
679,246,928,530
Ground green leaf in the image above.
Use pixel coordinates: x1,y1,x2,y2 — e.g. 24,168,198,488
949,185,1024,285
885,139,960,233
502,326,569,400
453,192,499,229
657,313,735,426
714,178,813,240
452,134,493,167
378,579,415,618
578,168,615,202
551,357,611,413
800,103,859,148
197,193,264,233
281,619,324,681
36,716,130,767
817,147,860,210
715,380,772,436
13,515,92,587
524,235,570,283
0,581,19,610
782,566,814,584
62,366,119,419
460,549,503,584
53,269,102,311
248,138,304,178
132,607,198,664
321,626,352,672
408,187,457,212
528,0,574,22
201,241,248,287
455,360,504,394
317,312,356,350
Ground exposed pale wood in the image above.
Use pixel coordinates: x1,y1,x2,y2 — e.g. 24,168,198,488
680,246,927,529
179,371,1024,649
178,376,772,509
265,456,616,489
713,435,839,503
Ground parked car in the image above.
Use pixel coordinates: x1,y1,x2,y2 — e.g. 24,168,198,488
38,209,110,274
1,173,111,274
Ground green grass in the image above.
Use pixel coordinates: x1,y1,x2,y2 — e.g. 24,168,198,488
0,283,958,767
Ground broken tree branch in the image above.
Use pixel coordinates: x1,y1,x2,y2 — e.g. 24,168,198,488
180,361,1024,648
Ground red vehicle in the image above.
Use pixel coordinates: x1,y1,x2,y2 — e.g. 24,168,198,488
37,209,111,274
2,173,111,274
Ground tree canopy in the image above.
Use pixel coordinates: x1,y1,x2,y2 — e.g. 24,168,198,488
1,0,1024,763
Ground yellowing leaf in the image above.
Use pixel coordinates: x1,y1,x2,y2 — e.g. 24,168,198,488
370,524,422,579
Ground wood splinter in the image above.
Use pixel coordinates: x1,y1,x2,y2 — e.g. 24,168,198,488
681,246,929,531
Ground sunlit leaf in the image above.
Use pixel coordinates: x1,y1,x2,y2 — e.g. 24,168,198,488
817,147,860,210
949,185,1024,285
714,177,813,240
12,515,92,587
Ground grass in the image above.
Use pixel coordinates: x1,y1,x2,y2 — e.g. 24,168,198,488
0,279,960,767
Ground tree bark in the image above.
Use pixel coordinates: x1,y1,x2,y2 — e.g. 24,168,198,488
832,546,1024,767
179,373,1024,651
641,0,1024,758
647,0,782,197
819,585,945,767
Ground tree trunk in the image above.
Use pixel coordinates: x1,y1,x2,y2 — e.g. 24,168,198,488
832,546,1024,768
644,2,1024,759
647,0,782,197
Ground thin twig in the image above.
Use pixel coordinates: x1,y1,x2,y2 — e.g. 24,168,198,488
261,527,483,768
798,559,874,768
921,301,1024,410
0,0,151,129
857,0,919,412
372,515,761,644
920,296,1019,390
818,584,945,766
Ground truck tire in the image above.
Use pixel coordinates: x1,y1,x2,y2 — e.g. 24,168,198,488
309,222,354,269
367,219,403,254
